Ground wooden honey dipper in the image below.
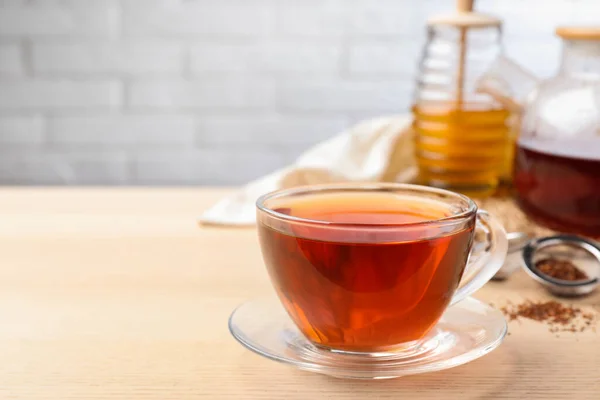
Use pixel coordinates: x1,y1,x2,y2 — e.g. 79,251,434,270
427,0,501,107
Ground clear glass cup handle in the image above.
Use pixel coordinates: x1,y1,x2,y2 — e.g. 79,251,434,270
450,210,508,306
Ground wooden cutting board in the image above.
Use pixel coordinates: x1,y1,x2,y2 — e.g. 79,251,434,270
0,188,597,399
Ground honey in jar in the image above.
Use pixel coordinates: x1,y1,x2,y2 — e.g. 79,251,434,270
411,1,512,197
413,102,511,197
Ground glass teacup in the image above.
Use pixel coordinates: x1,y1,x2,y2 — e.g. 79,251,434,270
256,183,507,354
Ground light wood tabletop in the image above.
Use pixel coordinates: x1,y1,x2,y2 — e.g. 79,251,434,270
0,188,598,399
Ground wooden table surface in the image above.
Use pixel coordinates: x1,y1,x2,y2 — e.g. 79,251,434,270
0,188,598,400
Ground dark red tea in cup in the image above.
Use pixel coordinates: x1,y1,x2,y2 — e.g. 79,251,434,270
258,191,476,352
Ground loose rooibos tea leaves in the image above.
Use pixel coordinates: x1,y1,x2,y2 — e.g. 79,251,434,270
535,258,589,281
501,300,596,333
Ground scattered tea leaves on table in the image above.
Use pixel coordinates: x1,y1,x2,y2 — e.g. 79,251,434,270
500,300,597,333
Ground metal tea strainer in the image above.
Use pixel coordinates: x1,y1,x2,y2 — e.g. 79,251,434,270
521,235,600,297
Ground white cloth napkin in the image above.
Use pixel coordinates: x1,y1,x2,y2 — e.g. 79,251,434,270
199,115,415,226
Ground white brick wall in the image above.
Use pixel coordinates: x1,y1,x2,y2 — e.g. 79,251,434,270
276,0,348,37
0,116,44,144
0,1,118,37
197,115,349,146
132,149,288,185
189,42,342,74
122,0,275,37
0,43,22,75
280,79,413,112
0,80,121,110
348,41,422,76
128,79,276,110
47,115,196,147
349,0,424,37
0,150,129,185
0,0,596,185
33,41,185,75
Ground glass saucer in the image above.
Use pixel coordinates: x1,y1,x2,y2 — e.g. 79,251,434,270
228,297,507,380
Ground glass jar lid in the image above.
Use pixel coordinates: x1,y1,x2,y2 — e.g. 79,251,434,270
556,26,600,41
428,0,501,28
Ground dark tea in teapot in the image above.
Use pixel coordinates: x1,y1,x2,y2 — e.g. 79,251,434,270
512,27,600,238
514,139,600,238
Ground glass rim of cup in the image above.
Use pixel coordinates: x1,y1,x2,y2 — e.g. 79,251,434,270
256,183,477,229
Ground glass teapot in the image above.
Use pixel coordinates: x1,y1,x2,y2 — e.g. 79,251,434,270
478,27,600,238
